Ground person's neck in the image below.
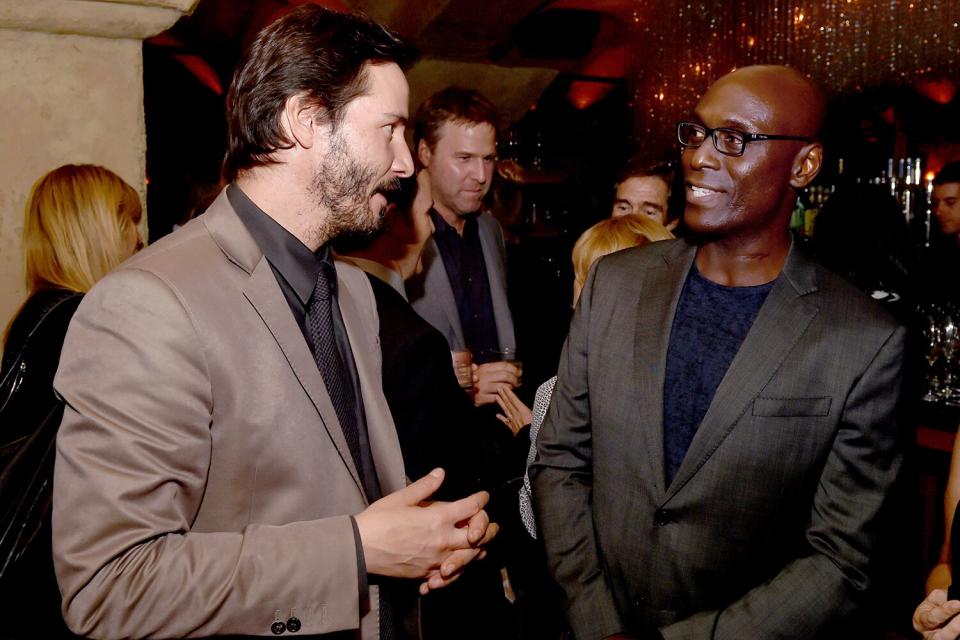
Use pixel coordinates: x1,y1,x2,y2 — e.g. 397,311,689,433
694,229,791,287
433,204,468,237
236,170,329,251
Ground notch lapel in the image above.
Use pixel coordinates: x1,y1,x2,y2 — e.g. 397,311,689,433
478,217,516,351
414,239,465,349
242,259,366,499
335,261,407,495
664,248,820,501
628,241,697,500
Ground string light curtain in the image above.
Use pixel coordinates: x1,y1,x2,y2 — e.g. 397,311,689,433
628,0,960,156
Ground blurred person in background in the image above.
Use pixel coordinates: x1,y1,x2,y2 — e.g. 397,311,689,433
0,163,142,638
610,160,679,232
409,86,520,407
494,214,673,640
811,183,917,324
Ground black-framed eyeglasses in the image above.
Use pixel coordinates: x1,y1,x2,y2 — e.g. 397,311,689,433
677,121,813,157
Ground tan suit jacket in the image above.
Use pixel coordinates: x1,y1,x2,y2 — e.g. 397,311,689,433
52,191,405,638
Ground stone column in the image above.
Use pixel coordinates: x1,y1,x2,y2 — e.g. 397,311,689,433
0,0,199,327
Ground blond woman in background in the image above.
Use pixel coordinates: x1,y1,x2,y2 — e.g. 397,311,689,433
0,164,142,639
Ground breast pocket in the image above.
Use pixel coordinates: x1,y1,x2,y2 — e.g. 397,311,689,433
752,396,832,417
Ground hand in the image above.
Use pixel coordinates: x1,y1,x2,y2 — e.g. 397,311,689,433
354,468,498,592
472,361,521,406
914,589,960,639
495,386,532,436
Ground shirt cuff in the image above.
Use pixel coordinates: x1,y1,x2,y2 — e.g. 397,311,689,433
349,515,369,603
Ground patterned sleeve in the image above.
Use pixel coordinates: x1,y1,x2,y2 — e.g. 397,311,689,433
518,375,558,539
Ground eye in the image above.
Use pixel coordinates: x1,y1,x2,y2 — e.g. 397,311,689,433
716,129,744,146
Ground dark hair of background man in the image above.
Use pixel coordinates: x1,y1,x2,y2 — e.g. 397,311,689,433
413,86,500,152
934,161,960,186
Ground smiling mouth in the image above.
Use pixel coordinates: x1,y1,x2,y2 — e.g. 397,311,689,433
688,185,721,197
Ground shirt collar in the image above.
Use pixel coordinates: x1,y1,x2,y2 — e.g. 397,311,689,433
228,183,332,306
429,208,479,237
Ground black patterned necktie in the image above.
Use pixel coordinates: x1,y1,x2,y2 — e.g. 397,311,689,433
305,263,400,639
305,263,364,480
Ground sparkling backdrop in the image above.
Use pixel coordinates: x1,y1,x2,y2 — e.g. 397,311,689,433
628,0,960,156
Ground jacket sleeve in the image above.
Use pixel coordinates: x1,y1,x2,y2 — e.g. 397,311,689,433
529,262,626,640
52,268,362,639
661,324,907,640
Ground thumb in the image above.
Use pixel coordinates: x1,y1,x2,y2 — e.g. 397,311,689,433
391,468,444,506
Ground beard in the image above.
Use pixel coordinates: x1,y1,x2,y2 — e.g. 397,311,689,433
307,129,401,244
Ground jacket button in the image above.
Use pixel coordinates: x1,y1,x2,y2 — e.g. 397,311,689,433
271,620,286,635
654,508,674,526
286,617,302,633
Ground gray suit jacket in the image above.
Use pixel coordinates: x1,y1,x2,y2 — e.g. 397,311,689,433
530,238,905,640
52,190,405,639
406,211,515,353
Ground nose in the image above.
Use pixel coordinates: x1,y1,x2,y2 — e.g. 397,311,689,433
686,140,720,172
392,139,414,178
469,158,488,184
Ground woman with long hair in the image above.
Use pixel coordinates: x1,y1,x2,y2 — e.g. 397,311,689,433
0,163,142,638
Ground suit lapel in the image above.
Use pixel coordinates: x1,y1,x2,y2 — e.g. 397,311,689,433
664,246,820,501
423,239,465,348
335,261,407,495
242,258,366,498
202,193,366,498
478,217,516,351
630,241,697,500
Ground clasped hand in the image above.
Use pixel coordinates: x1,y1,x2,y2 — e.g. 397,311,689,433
472,361,521,406
914,589,960,639
355,468,498,595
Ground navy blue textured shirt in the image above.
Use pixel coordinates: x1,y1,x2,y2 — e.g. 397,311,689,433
663,264,775,484
429,209,500,362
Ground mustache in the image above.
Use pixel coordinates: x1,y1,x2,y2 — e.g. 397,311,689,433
375,177,403,197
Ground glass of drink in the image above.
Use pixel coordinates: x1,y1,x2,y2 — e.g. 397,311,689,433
451,350,474,391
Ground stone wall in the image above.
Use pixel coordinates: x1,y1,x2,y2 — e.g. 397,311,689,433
0,0,196,331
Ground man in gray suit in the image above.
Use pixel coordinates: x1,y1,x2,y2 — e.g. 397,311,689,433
51,8,495,639
531,65,905,639
407,87,519,406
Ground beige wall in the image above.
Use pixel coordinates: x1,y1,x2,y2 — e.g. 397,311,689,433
0,30,146,327
0,0,196,331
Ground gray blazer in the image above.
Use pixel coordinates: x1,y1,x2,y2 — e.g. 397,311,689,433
406,211,515,353
52,190,405,639
530,238,905,640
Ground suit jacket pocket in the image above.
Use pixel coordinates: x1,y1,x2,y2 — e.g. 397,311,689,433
752,396,832,417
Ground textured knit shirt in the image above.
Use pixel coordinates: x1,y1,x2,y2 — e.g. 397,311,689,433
663,264,775,484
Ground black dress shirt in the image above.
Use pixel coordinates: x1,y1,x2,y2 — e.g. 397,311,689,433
228,184,378,599
429,209,500,362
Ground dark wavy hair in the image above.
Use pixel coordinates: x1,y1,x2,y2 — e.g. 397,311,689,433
223,5,416,182
934,161,960,186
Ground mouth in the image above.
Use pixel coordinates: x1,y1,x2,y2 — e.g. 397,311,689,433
686,183,724,203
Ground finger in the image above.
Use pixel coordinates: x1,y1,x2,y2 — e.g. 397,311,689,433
921,600,960,630
496,414,513,429
443,491,490,527
465,509,490,544
474,521,499,546
494,394,510,415
439,547,483,578
385,468,444,507
421,567,464,593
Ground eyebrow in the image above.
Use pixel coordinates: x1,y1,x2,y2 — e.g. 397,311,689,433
383,113,408,126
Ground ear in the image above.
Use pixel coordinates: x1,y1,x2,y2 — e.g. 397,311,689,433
417,139,432,168
789,142,823,189
280,93,324,150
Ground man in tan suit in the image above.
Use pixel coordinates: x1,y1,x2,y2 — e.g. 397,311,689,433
51,7,495,639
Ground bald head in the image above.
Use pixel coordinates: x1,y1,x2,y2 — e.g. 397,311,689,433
708,65,825,139
681,64,826,249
